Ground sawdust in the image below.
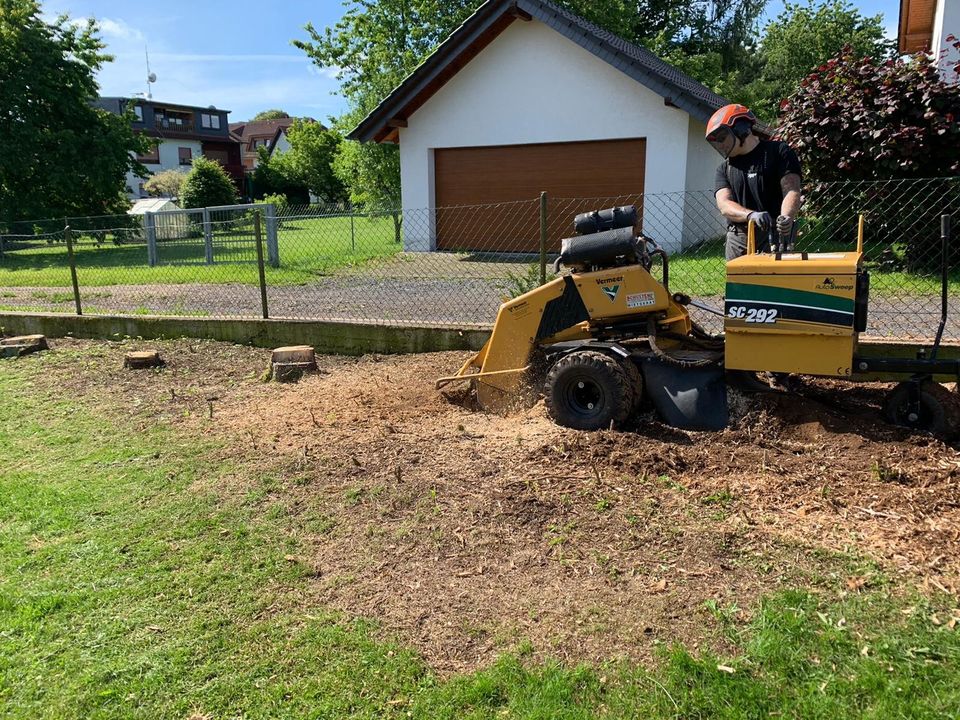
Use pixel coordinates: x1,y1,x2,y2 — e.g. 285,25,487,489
15,338,960,674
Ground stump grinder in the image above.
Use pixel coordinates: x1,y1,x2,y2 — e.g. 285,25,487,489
437,205,959,437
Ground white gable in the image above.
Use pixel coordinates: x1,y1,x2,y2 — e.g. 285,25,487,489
397,18,719,250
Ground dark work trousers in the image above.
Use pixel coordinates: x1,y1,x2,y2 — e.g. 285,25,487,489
725,228,771,260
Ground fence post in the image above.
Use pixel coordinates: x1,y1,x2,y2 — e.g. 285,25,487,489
202,207,214,264
64,226,82,316
145,212,158,266
254,210,269,319
539,191,548,285
264,203,279,267
349,203,356,253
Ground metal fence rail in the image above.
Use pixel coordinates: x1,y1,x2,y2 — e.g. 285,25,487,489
0,177,957,341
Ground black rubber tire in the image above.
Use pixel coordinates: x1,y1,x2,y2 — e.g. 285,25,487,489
883,381,959,439
544,351,636,430
623,357,645,410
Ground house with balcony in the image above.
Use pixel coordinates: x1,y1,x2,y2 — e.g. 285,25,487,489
95,97,245,198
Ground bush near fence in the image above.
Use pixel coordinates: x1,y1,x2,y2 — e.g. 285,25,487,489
0,178,956,340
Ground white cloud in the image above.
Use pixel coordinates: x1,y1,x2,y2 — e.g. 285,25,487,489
95,17,144,42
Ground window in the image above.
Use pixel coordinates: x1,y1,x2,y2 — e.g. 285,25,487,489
133,105,143,122
200,113,221,130
178,147,193,165
204,149,229,165
137,145,160,164
252,138,268,149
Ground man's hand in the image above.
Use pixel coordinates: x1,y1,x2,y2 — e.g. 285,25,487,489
747,211,772,231
776,214,794,236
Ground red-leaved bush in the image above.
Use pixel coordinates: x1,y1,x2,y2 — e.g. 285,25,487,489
778,40,960,270
778,39,960,180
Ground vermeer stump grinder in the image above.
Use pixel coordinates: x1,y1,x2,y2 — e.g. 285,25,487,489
437,205,960,436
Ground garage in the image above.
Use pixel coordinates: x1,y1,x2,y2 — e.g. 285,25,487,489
433,138,646,252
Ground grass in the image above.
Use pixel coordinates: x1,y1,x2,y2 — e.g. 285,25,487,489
2,350,960,718
0,215,401,287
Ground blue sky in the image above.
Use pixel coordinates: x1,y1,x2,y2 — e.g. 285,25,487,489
47,0,900,125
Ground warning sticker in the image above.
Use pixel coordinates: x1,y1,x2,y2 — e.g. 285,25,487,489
626,291,657,308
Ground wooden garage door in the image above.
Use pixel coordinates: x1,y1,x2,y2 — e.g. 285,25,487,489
434,138,645,252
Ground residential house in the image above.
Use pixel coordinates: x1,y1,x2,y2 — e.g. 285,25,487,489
899,0,959,83
95,97,245,198
229,117,301,171
347,0,729,253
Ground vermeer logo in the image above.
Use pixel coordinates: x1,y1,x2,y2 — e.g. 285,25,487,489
816,276,853,291
595,276,624,285
601,285,621,301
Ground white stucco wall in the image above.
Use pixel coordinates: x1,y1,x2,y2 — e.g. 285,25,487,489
271,131,292,156
125,139,203,198
682,116,727,249
933,0,960,85
397,19,697,252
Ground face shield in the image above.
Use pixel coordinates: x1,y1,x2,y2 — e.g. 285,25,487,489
707,126,736,159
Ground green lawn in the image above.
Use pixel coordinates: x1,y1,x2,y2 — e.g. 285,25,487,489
0,215,401,287
2,348,959,718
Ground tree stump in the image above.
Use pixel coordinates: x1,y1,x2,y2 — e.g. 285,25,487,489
124,350,164,369
0,334,48,357
271,345,317,383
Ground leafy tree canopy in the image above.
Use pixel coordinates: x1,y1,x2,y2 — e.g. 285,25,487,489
251,109,291,121
746,0,892,121
0,0,151,224
179,156,237,209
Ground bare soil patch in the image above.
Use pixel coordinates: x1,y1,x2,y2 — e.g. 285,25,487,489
11,338,960,674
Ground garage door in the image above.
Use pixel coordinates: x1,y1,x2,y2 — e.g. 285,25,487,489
434,138,645,252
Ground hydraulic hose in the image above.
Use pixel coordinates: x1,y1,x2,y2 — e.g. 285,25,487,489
646,316,724,369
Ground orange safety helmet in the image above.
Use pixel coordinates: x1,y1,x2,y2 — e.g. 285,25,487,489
705,104,757,139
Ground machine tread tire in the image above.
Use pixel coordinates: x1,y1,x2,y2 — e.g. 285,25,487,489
544,351,635,430
884,381,959,439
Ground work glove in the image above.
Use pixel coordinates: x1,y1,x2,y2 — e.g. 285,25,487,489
776,214,794,236
747,211,772,231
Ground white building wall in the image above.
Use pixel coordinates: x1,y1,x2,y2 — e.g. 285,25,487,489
933,0,960,85
682,116,727,249
398,19,694,251
126,139,203,199
271,132,292,156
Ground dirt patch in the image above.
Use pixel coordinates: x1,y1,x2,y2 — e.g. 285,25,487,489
10,338,960,674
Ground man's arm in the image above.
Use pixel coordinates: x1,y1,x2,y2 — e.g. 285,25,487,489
715,188,754,224
780,173,801,219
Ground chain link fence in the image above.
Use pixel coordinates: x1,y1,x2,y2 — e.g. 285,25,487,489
0,177,957,340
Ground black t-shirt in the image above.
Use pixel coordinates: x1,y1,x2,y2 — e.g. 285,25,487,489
715,140,801,227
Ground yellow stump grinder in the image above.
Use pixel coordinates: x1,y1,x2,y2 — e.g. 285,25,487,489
438,205,959,436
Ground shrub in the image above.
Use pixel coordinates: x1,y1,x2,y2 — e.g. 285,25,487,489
778,41,960,269
144,169,187,199
179,157,237,209
260,192,289,216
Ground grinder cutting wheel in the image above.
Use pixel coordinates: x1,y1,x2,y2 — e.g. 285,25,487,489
437,205,960,439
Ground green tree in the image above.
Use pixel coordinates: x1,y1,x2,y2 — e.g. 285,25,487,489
746,0,892,121
284,121,346,203
143,169,187,198
0,0,151,223
251,109,290,121
295,0,479,231
179,156,237,209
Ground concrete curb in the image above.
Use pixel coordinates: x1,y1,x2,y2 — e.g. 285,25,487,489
0,312,490,356
0,313,956,377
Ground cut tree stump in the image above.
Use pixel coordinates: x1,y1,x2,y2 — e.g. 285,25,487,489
124,350,164,369
271,345,317,383
0,334,49,358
